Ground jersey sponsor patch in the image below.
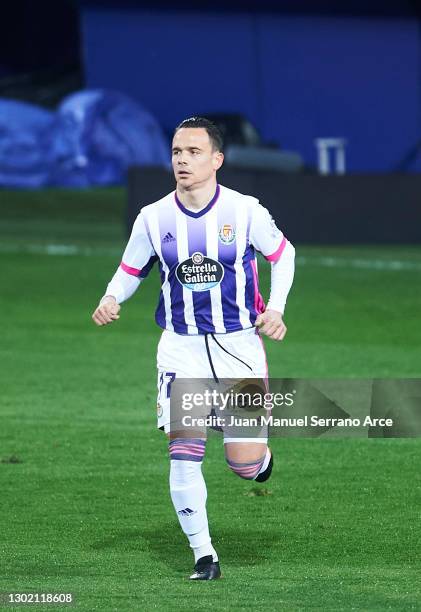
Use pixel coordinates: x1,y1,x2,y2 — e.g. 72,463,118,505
176,251,224,292
218,223,236,245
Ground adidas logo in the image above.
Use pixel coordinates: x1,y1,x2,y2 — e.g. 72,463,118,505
177,507,197,517
162,232,176,244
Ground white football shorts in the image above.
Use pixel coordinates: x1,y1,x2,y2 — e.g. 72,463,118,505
156,327,268,441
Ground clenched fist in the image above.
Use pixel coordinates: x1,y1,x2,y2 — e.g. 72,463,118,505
255,309,287,341
92,296,121,326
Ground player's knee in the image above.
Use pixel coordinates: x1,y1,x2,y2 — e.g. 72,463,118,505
168,438,206,463
226,455,266,480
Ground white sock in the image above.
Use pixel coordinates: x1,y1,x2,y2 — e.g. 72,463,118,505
170,459,218,562
255,447,271,477
192,541,218,563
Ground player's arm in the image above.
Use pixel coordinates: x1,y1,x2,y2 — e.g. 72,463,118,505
256,241,295,340
249,202,295,341
92,211,156,327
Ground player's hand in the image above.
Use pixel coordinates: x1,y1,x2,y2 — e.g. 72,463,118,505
255,309,287,341
92,296,121,326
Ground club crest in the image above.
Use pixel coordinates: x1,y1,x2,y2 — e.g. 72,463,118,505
218,224,236,245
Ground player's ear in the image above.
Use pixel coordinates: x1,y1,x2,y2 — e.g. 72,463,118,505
213,151,224,171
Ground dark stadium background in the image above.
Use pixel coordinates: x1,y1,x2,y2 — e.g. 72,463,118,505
1,2,420,610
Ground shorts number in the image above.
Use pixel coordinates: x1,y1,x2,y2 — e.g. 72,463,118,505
159,372,176,399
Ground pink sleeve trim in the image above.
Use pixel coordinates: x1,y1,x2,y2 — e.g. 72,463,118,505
120,261,141,276
264,237,287,262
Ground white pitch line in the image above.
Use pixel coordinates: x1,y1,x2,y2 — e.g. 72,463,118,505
0,243,420,272
296,255,421,272
0,243,122,257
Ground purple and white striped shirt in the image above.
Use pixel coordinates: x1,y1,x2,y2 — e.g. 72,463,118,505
118,184,288,335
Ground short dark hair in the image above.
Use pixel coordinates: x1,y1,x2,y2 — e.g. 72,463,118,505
174,117,223,152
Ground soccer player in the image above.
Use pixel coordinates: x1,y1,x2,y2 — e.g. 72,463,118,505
92,117,295,580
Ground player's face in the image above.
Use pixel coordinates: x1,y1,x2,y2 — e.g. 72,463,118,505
172,128,223,189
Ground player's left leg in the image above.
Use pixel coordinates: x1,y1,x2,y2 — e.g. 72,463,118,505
215,329,273,482
224,440,273,482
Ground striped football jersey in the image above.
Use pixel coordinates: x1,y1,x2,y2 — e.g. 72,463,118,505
120,184,288,334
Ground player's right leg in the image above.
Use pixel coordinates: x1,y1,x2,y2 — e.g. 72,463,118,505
157,330,220,580
167,431,220,580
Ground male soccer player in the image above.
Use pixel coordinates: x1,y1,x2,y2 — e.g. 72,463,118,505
92,117,295,580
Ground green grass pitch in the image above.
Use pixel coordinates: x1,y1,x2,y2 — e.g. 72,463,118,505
1,188,421,611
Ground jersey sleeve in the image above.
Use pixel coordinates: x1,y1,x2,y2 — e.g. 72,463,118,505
102,211,157,304
120,211,157,278
249,202,288,263
266,241,295,314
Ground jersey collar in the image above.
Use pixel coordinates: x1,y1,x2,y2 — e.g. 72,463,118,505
174,184,220,218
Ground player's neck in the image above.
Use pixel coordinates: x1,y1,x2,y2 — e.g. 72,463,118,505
176,180,218,211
